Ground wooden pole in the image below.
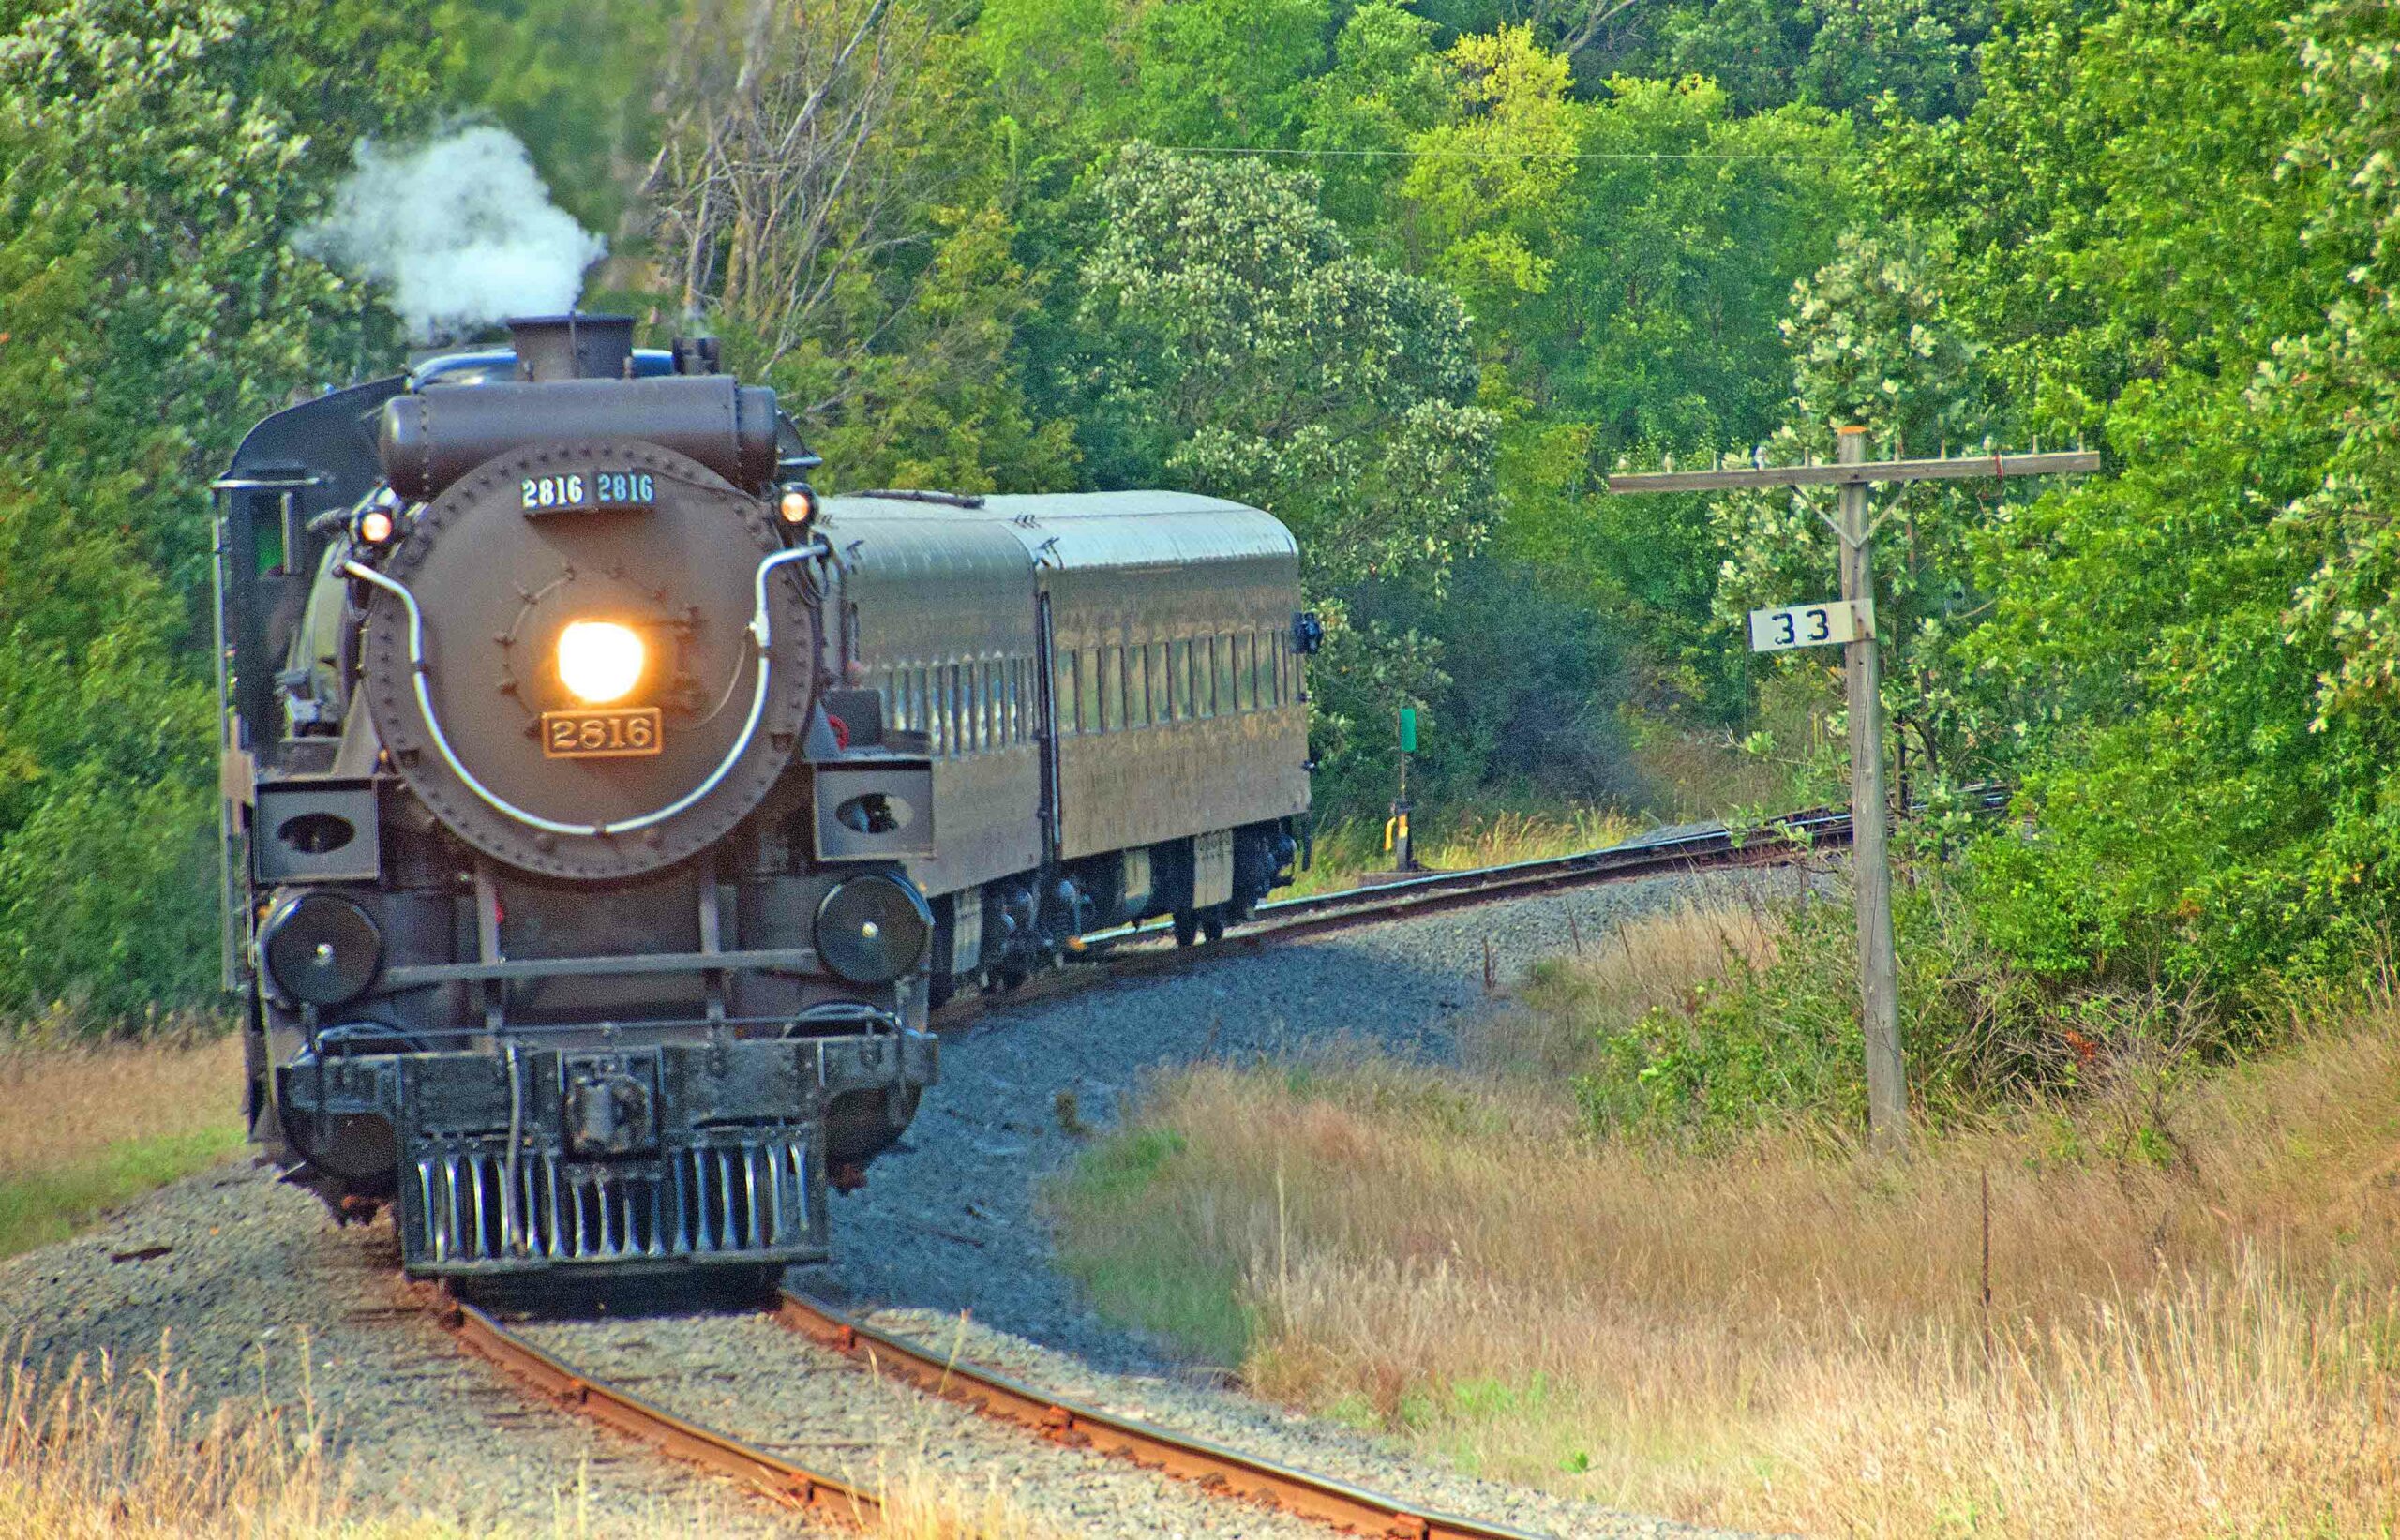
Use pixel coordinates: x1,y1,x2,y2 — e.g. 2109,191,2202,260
1838,426,1908,1151
1603,435,2092,1156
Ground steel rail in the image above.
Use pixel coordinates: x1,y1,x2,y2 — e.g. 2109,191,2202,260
966,789,2007,1024
1072,805,1857,964
429,1280,1540,1537
428,1288,881,1526
772,1288,1547,1540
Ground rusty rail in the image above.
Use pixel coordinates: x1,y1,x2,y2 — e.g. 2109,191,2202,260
430,1281,1541,1536
772,1288,1547,1540
430,1288,880,1526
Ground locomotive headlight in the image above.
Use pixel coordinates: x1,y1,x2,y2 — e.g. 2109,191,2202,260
557,620,647,704
815,874,933,985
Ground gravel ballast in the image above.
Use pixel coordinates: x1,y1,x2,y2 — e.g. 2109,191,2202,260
0,1163,803,1534
2,861,1799,1536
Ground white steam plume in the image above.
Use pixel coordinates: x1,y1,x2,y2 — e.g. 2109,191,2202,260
298,126,607,340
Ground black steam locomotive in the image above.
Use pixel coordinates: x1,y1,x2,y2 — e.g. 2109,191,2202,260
215,315,1312,1278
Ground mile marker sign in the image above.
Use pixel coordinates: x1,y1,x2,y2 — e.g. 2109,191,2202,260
1749,598,1873,653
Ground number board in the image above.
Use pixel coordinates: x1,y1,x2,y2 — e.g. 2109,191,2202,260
520,470,658,516
1748,598,1874,653
540,707,664,759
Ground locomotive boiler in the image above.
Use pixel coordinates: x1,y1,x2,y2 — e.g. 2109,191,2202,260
214,315,1312,1280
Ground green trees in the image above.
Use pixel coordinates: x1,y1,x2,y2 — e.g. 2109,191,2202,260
0,0,433,1021
15,0,2400,1030
1075,143,1500,804
1874,0,2389,990
1712,232,1995,786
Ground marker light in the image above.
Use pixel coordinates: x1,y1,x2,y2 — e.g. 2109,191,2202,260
814,873,932,984
777,485,818,526
356,508,397,545
556,620,647,704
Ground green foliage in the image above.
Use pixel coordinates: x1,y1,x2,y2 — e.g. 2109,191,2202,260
1565,879,2220,1144
0,0,434,1024
1889,0,2400,994
1073,142,1503,810
430,0,667,233
1712,231,2002,784
1401,37,1854,720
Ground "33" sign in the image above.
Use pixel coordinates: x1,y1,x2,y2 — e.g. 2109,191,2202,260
1748,599,1874,653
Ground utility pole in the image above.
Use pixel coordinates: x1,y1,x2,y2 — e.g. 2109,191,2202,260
1607,430,2097,1153
1833,426,1904,1145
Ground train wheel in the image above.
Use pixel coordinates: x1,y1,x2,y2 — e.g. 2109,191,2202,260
1200,907,1226,944
1173,909,1200,948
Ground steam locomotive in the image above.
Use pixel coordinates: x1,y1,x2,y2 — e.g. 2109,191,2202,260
215,315,1312,1278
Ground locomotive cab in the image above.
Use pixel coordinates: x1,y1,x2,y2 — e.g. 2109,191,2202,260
217,316,938,1278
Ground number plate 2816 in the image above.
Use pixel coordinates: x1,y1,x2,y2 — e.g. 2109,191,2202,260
541,708,663,758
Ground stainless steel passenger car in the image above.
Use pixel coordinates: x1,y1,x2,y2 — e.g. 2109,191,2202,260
214,316,1312,1280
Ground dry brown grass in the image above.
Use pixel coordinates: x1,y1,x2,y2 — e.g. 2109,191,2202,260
1625,671,1840,820
872,1453,1070,1538
0,1032,243,1174
0,1339,376,1538
1056,905,2400,1536
0,1032,248,1260
1285,805,1642,898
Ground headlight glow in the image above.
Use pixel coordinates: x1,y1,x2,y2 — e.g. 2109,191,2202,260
556,620,647,704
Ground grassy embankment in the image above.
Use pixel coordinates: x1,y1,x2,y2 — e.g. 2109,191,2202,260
0,1026,248,1263
1052,903,2400,1538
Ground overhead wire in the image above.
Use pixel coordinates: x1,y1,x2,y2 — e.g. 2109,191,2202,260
1147,144,1858,162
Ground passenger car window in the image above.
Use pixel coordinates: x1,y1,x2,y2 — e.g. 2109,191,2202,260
1234,634,1254,710
1057,650,1079,735
1171,639,1192,720
1100,647,1121,731
1130,639,1150,727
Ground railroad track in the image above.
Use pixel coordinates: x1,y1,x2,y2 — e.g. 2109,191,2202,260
1082,785,2002,961
940,801,1868,1025
425,798,1998,1533
433,1282,1547,1537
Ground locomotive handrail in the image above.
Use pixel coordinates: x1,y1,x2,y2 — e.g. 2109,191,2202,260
345,543,818,840
383,943,823,989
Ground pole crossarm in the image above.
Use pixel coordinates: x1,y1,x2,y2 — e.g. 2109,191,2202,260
1602,449,2099,495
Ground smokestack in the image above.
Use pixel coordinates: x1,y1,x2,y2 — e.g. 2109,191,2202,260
507,314,635,381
